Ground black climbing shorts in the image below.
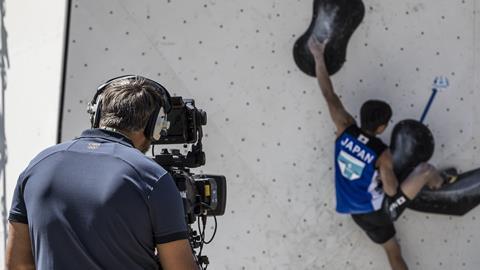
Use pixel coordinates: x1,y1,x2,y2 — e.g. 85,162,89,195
351,190,410,244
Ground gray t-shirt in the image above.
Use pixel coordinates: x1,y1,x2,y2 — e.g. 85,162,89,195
9,129,188,270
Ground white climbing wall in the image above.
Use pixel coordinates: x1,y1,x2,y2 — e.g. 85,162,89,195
60,0,480,269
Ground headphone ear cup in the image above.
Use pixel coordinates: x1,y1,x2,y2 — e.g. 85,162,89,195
92,99,103,128
144,106,160,139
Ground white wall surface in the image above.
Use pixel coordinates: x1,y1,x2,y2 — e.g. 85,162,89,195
1,0,66,261
10,0,480,269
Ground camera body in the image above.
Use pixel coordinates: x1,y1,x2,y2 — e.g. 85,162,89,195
153,96,227,220
152,96,226,269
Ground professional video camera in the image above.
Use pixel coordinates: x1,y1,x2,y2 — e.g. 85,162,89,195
152,96,227,269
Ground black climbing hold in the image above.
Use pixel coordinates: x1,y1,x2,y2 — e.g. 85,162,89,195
408,168,480,216
390,119,480,215
293,0,365,76
390,119,435,181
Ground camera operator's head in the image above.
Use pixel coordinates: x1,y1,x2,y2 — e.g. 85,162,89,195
90,75,171,153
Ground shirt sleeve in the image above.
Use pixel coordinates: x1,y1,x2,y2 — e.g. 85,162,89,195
8,172,28,224
148,173,188,244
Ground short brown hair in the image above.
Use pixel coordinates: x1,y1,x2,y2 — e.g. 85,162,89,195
99,76,162,132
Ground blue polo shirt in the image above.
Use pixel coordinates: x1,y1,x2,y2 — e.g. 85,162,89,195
9,129,188,270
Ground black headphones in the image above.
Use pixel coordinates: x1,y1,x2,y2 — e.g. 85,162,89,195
87,75,172,141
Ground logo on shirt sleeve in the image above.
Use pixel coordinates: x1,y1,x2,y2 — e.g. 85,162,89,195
337,150,366,180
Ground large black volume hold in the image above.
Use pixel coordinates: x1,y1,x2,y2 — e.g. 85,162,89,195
293,0,365,76
390,119,480,216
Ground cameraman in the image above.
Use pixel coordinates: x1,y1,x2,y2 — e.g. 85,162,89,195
6,76,198,270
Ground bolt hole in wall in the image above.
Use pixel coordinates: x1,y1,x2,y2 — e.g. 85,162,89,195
59,0,480,269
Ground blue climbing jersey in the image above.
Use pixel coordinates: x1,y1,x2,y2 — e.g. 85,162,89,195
334,125,387,214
